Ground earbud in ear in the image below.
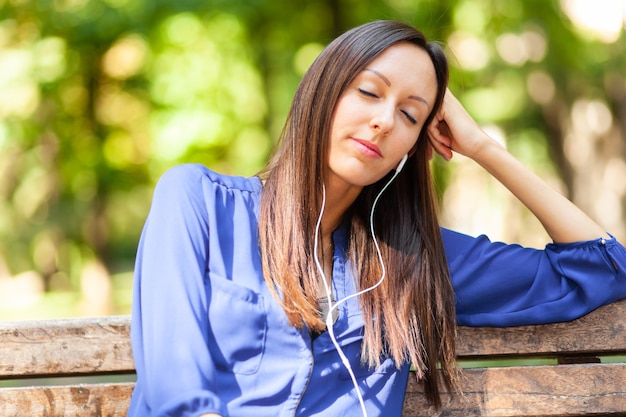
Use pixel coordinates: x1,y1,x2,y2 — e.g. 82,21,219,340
395,154,408,172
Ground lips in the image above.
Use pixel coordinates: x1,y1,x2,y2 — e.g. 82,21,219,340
350,138,383,158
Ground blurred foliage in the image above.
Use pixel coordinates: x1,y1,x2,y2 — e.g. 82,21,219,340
0,0,624,319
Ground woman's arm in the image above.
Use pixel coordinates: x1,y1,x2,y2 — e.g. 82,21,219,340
428,89,609,243
131,166,227,416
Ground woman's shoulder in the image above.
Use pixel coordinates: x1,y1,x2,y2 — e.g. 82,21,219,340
156,164,262,195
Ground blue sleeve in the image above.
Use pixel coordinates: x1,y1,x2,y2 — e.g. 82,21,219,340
131,165,227,417
442,228,626,327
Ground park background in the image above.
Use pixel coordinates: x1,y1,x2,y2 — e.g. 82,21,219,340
0,0,624,320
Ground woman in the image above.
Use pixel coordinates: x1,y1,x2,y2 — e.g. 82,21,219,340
128,20,626,417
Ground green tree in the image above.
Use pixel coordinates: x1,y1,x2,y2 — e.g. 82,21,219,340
0,0,623,318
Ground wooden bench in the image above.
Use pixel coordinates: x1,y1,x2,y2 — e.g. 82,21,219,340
1,299,625,416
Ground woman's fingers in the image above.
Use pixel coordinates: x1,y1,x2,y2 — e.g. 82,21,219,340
428,119,454,161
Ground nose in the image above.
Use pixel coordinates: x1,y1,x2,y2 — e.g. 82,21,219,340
369,104,394,135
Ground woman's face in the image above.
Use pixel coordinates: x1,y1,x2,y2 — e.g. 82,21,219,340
327,42,438,190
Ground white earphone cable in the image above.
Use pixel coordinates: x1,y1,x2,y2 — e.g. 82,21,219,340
313,166,404,417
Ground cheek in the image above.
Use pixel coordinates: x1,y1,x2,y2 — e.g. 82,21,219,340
333,100,359,127
409,130,429,157
398,126,421,152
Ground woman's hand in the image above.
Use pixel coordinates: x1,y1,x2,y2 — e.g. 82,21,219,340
427,88,608,243
427,89,494,161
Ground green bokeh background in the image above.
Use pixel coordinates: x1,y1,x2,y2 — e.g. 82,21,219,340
0,0,624,320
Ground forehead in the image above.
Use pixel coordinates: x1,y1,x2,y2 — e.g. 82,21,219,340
363,42,438,102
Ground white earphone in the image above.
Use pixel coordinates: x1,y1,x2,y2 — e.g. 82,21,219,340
314,159,406,417
395,153,408,172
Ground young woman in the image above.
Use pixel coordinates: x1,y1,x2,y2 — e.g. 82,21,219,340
127,20,626,417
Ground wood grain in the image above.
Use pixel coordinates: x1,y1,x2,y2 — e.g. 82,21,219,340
0,316,134,377
404,363,626,417
0,299,624,416
0,383,133,417
456,298,626,358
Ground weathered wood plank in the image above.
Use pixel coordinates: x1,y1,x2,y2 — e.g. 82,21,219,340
0,382,133,417
1,300,625,416
0,316,134,378
456,298,626,358
3,363,625,417
1,300,624,378
403,363,626,417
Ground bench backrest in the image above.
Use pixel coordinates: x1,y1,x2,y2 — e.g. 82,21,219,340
406,298,626,416
1,299,625,416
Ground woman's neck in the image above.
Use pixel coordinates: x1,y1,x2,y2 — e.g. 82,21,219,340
321,174,362,236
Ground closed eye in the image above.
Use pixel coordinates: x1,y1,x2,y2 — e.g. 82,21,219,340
401,110,417,125
358,88,378,98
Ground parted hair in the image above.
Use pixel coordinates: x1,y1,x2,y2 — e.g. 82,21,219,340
258,20,459,407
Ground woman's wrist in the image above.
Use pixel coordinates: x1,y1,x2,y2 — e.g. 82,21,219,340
466,130,504,166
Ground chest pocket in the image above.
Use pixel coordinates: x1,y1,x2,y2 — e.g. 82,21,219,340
207,275,267,375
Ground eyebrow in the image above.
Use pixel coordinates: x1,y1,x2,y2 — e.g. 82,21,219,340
364,68,430,110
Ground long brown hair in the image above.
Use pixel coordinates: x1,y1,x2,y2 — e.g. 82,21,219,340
258,20,459,407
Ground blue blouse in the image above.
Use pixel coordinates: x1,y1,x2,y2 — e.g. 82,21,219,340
128,164,626,417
